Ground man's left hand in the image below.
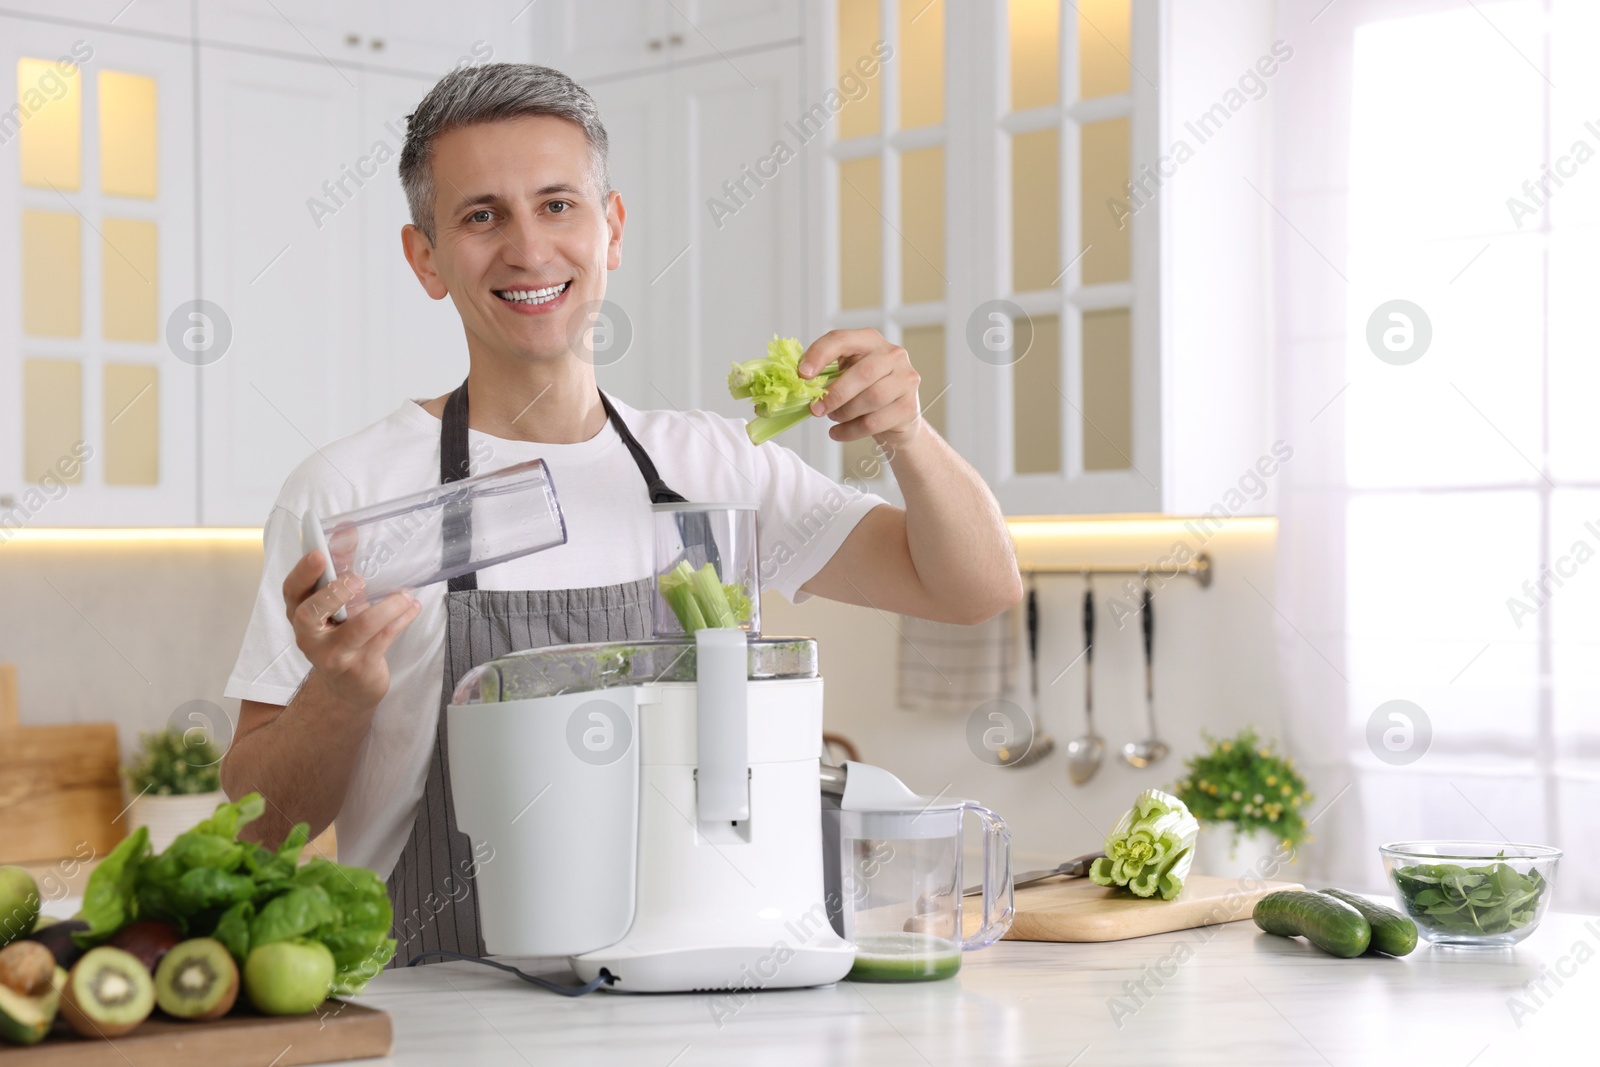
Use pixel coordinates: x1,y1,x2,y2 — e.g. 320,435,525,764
799,328,924,452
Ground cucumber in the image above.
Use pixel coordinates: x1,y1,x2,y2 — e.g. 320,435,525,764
1253,890,1371,958
1319,888,1417,957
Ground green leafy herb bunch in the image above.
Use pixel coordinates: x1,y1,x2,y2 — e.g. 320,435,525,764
1170,727,1312,850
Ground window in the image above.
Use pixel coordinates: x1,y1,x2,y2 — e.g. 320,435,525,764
1275,0,1600,905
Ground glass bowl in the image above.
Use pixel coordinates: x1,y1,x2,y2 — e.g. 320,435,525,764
1380,841,1561,948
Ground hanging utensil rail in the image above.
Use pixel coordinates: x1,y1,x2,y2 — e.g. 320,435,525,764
1020,552,1213,588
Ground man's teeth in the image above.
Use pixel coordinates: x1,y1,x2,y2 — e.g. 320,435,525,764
498,282,570,305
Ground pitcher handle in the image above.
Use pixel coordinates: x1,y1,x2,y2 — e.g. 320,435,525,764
962,802,1014,949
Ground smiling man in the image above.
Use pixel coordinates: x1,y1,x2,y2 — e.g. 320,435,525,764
220,64,1020,965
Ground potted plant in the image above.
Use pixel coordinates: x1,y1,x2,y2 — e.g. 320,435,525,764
1171,727,1311,879
123,727,227,852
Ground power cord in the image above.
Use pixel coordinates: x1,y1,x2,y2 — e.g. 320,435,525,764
406,950,615,996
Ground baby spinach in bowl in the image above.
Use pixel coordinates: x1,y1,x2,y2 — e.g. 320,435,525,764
1379,841,1560,948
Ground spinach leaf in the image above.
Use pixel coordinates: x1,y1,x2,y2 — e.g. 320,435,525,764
73,826,150,947
213,900,255,964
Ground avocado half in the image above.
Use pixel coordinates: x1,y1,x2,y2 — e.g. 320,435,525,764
0,966,65,1046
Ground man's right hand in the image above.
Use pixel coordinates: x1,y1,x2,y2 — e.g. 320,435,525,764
284,550,422,709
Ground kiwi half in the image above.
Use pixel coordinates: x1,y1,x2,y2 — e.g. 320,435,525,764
154,938,238,1021
60,947,155,1038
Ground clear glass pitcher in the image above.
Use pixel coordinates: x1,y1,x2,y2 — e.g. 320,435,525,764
834,800,1013,982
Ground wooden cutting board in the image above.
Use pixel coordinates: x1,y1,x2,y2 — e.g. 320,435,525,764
0,1002,392,1066
964,874,1302,943
0,665,124,866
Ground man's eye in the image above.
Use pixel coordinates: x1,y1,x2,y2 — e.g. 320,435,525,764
548,200,570,214
468,209,494,224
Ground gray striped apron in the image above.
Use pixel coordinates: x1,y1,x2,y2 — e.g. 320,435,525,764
387,379,690,964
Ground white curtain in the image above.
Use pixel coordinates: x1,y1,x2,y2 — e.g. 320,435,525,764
1271,0,1600,906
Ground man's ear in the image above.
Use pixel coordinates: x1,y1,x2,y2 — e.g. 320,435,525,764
401,223,450,300
605,190,626,272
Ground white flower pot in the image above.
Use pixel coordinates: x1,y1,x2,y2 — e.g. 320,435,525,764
128,790,228,853
1193,822,1297,882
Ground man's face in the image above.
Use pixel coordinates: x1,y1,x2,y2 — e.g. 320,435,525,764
403,114,623,365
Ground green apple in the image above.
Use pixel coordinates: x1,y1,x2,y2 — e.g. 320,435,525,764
244,940,334,1015
0,868,40,948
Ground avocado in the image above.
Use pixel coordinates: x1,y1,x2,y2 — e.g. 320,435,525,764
0,965,63,1046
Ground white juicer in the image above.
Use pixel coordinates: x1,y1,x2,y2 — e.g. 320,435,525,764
447,629,856,992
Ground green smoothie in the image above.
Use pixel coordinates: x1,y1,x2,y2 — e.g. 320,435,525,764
846,932,962,982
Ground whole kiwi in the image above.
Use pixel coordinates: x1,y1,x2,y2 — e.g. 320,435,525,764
60,947,156,1038
154,939,239,1021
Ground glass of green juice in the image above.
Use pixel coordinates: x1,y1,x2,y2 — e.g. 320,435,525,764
832,786,1014,983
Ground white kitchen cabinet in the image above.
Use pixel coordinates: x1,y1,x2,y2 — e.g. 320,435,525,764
528,0,800,82
581,46,806,425
195,0,531,77
0,18,199,525
0,0,195,38
195,46,367,526
358,71,472,424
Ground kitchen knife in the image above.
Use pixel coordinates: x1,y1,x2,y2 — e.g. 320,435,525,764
963,851,1104,896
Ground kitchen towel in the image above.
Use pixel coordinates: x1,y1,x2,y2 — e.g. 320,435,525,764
895,602,1019,714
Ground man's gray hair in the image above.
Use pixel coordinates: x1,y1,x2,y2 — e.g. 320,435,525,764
399,63,611,242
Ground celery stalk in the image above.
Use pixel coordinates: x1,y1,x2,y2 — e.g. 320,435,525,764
728,335,842,446
1088,788,1199,901
658,561,707,633
689,562,738,628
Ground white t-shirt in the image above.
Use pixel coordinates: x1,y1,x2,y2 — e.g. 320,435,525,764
224,395,888,880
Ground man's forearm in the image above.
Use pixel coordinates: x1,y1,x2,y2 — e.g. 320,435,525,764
221,670,377,848
887,422,1022,622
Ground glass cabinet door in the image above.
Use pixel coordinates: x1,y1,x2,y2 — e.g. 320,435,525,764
3,18,198,526
828,0,954,488
811,0,1157,513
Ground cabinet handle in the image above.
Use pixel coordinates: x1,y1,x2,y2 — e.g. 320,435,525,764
647,38,664,50
369,37,385,51
668,33,683,45
344,32,361,47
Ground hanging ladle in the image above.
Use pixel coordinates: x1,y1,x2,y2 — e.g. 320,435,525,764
1064,578,1105,785
1005,572,1056,768
1121,574,1170,768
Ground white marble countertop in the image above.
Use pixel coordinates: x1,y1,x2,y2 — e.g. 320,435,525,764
347,907,1597,1066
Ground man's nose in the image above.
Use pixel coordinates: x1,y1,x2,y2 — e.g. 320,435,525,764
497,209,555,274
